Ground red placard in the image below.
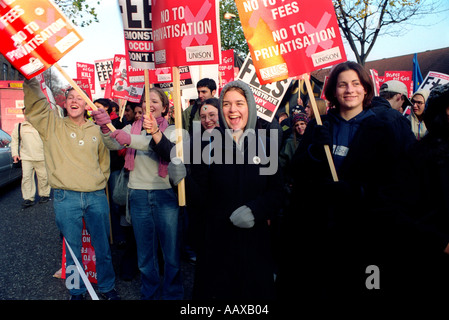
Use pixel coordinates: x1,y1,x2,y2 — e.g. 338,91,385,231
150,66,194,90
235,0,346,84
152,0,221,67
110,54,129,100
0,0,83,79
73,78,92,101
76,62,95,94
61,220,97,284
219,49,235,94
383,71,413,97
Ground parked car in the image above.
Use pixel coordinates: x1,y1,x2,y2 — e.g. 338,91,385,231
0,128,22,188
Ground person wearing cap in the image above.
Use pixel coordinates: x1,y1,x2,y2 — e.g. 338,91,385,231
407,88,430,140
379,80,413,114
371,81,417,156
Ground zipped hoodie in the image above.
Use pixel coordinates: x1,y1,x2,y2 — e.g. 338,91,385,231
328,108,375,171
23,78,110,192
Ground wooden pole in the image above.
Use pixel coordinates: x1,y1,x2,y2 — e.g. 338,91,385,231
54,63,116,132
119,98,127,122
144,69,152,133
303,74,339,182
172,66,186,206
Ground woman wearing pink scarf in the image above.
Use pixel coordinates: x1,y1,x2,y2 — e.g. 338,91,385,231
92,87,184,300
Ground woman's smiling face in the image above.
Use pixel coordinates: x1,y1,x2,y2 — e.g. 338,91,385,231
222,88,248,131
335,69,367,112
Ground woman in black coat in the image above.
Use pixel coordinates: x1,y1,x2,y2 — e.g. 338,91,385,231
187,80,283,300
277,62,412,307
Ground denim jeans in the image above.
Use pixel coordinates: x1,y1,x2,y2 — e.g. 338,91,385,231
53,189,116,296
129,188,183,300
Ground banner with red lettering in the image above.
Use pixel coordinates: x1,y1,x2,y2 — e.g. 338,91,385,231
110,54,130,100
151,66,194,90
61,220,97,284
238,55,292,122
235,0,346,84
94,58,114,89
383,71,413,97
219,49,235,94
76,62,95,94
118,0,154,69
73,78,92,102
0,0,83,79
152,0,221,67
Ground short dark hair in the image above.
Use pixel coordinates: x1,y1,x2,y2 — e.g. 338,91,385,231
201,97,220,110
197,78,217,92
125,101,141,112
324,61,374,110
93,98,113,114
423,83,449,139
379,91,400,100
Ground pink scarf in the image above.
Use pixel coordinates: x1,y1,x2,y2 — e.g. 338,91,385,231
124,117,169,178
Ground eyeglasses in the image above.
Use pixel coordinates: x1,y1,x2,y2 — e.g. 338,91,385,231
411,99,424,106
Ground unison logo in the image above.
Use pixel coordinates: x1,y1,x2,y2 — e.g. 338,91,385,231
169,122,279,176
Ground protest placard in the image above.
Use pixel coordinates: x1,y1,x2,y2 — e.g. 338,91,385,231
76,62,95,94
118,0,154,70
370,69,380,96
94,58,114,89
110,54,130,100
238,55,291,123
73,78,92,101
383,71,413,97
61,221,97,284
151,65,195,90
0,0,83,79
235,0,346,85
418,71,449,92
219,49,235,94
152,0,221,68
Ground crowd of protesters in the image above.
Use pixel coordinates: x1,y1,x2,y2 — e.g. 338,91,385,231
21,60,449,304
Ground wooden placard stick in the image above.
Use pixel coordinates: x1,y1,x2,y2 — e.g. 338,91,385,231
303,74,339,182
54,63,116,132
172,66,186,206
119,98,127,122
144,69,153,133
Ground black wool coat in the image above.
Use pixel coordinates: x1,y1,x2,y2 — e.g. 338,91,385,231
277,110,413,305
187,127,284,300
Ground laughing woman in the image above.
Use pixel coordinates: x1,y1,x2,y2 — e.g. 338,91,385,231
92,87,184,300
188,80,284,300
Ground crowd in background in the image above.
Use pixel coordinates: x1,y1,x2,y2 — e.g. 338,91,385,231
19,60,449,305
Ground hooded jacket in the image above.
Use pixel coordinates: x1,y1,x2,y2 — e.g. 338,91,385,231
327,108,375,171
218,80,258,133
188,80,283,300
23,78,110,192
